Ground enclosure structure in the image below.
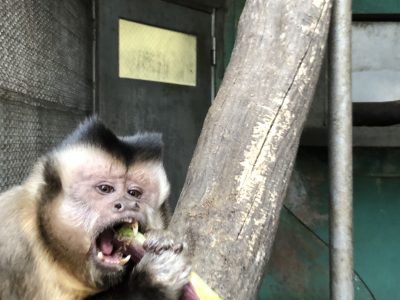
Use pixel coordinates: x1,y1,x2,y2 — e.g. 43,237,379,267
0,0,92,191
0,0,399,299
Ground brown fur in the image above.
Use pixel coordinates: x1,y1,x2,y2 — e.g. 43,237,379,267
0,161,95,300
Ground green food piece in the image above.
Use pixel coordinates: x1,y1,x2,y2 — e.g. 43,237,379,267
115,222,145,244
117,226,135,239
115,223,137,245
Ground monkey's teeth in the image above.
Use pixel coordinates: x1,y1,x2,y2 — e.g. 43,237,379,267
97,251,105,261
119,255,131,266
132,221,139,235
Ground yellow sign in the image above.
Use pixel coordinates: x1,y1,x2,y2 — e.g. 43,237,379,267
119,19,197,86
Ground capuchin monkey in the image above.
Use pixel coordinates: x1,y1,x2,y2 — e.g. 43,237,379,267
0,117,190,300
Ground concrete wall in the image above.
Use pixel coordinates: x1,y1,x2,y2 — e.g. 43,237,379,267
0,0,93,191
352,22,400,103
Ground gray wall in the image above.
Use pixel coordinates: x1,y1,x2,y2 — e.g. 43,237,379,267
352,22,400,103
0,0,93,191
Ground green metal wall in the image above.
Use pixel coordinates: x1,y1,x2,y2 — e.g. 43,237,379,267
223,0,246,69
352,0,400,14
259,148,400,299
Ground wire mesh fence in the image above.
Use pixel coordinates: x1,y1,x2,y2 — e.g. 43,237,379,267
0,0,93,191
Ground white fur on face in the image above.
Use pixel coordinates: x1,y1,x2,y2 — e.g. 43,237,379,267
126,160,170,208
53,145,170,232
58,193,100,233
55,146,124,232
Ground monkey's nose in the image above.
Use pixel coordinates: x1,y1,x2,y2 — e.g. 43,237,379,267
132,202,140,211
113,202,124,212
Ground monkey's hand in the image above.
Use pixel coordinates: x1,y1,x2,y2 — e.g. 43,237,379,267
132,230,191,300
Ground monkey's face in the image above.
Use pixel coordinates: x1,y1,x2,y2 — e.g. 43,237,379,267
45,145,169,288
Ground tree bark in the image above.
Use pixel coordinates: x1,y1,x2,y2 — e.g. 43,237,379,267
169,0,332,299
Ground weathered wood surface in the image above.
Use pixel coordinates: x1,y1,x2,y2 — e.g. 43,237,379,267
169,0,332,299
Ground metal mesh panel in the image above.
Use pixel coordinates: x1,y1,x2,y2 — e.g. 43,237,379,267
0,0,93,191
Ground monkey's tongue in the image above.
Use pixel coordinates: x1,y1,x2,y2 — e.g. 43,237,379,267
98,229,114,255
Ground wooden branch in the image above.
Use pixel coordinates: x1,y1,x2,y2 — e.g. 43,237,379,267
169,0,332,298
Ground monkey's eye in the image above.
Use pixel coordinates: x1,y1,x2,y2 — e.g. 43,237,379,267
96,184,115,194
127,188,142,199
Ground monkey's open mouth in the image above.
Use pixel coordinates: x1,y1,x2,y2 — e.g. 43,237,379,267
94,218,140,269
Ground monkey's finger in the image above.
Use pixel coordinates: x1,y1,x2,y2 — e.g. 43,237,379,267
173,243,184,254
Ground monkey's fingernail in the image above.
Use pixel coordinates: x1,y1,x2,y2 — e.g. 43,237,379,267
119,255,131,266
97,251,105,261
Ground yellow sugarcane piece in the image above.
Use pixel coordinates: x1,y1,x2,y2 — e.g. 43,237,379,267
190,272,222,300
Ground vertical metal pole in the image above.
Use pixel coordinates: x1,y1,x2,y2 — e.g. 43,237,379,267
329,0,353,299
92,0,98,113
211,8,216,102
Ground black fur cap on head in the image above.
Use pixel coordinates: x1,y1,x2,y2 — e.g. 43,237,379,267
59,116,164,165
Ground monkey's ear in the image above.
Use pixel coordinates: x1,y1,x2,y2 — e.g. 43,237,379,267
38,156,63,205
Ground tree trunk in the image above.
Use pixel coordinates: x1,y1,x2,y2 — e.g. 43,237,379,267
169,0,332,299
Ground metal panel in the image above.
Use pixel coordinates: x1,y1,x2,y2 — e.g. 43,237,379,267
353,0,400,14
276,147,400,300
259,206,374,300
